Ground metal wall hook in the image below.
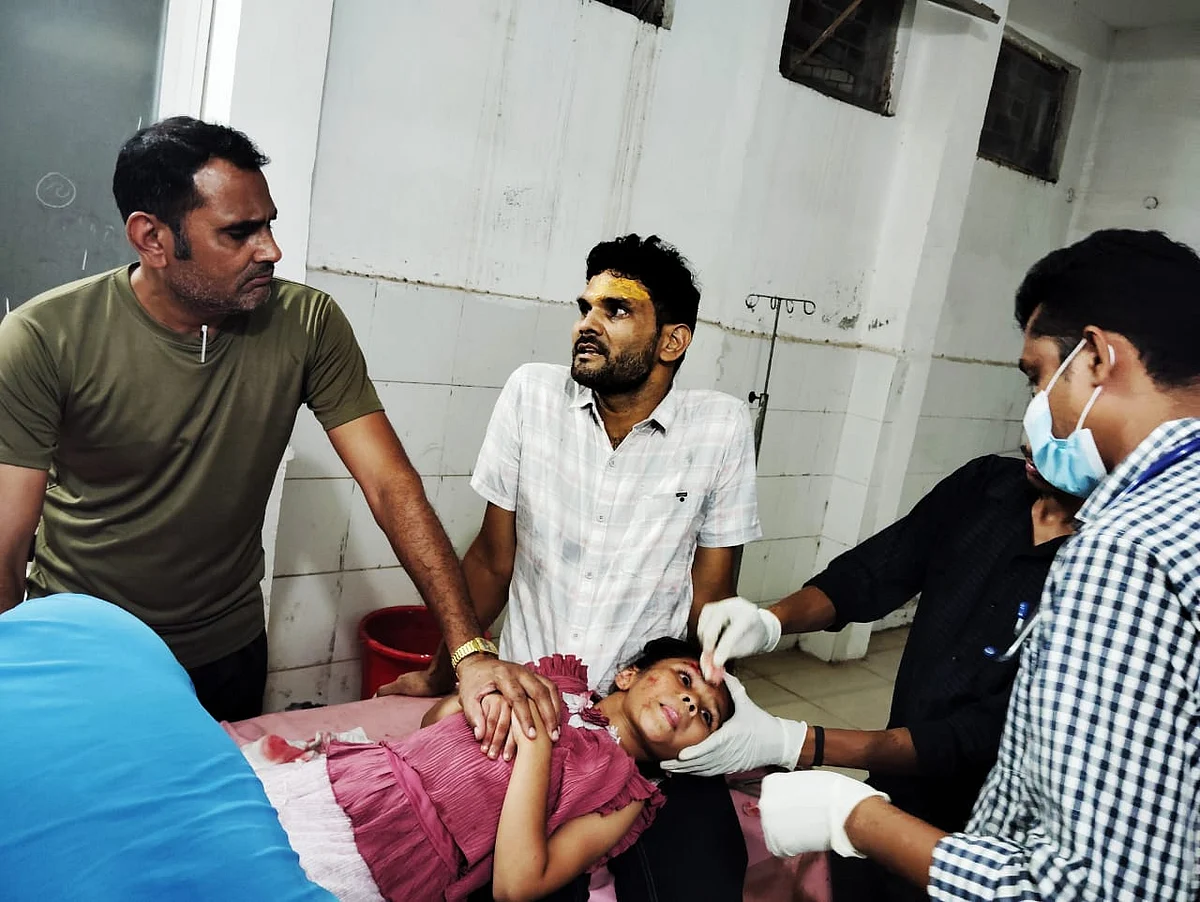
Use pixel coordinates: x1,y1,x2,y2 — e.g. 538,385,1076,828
745,293,817,317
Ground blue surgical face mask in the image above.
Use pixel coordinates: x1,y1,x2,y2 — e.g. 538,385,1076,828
1022,339,1112,498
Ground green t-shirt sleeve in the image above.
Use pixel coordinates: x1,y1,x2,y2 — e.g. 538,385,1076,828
0,313,61,470
304,297,383,431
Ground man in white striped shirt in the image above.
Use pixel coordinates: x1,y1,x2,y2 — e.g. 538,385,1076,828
756,229,1200,901
385,234,761,901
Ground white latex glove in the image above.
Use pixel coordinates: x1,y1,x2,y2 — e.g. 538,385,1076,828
759,771,890,859
697,596,782,682
661,674,807,777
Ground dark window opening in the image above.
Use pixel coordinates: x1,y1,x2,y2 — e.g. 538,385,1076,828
978,37,1074,182
779,0,906,115
592,0,667,27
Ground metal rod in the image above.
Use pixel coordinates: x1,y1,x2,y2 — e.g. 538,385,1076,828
752,300,783,459
743,293,816,460
791,0,867,70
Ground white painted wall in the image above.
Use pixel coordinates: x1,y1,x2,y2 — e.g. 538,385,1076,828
904,0,1113,512
197,0,333,283
1071,23,1200,248
307,0,902,336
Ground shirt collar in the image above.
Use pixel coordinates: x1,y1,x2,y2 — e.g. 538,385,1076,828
984,464,1037,503
1077,418,1200,524
567,378,682,434
979,460,1073,557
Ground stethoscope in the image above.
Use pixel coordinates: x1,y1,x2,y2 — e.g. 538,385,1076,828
982,433,1200,663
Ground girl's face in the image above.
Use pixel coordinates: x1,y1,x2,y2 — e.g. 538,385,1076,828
613,657,733,759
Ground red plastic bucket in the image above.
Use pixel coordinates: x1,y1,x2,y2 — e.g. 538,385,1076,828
358,606,443,700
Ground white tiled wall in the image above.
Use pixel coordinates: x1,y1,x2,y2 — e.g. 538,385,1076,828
734,337,862,607
902,359,1028,514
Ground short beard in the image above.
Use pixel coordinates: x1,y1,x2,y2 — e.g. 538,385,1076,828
166,266,256,319
572,340,657,394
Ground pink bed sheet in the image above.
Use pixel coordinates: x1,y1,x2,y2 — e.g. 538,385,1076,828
225,696,829,902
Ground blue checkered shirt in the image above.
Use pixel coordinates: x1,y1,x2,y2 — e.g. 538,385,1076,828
929,418,1200,900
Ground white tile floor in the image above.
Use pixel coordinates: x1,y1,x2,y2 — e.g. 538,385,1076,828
738,626,909,780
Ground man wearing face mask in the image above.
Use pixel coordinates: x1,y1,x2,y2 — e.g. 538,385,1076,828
749,229,1200,901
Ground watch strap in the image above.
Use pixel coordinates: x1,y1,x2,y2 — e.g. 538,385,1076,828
450,637,499,670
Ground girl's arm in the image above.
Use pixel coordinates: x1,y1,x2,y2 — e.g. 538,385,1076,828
494,802,644,902
491,707,645,902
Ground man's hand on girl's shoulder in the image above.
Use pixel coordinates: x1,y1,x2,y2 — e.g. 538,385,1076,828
457,655,561,762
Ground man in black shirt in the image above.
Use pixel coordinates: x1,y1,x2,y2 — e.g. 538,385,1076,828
666,452,1082,901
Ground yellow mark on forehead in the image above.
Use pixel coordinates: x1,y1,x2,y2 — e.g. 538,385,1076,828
586,271,652,304
605,276,649,297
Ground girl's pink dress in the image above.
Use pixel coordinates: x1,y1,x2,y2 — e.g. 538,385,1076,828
325,655,665,902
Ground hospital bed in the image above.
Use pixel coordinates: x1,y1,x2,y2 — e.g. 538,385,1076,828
225,695,830,902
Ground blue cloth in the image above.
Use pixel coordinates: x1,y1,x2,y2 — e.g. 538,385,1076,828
0,594,334,901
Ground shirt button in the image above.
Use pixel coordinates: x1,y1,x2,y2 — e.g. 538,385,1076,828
584,571,594,580
597,514,606,522
607,459,616,468
571,631,581,641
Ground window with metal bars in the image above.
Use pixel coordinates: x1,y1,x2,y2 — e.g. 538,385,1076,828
778,0,906,115
592,0,667,27
977,37,1074,182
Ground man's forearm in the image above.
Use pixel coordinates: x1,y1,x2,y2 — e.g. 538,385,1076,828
689,545,738,637
462,540,512,632
421,540,514,679
844,796,944,890
0,463,45,614
767,585,837,636
796,726,920,774
0,559,25,614
370,475,481,651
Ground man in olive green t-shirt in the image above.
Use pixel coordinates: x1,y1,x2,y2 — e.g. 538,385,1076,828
0,117,559,734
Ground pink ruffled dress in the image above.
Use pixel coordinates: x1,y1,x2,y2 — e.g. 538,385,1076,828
325,655,665,902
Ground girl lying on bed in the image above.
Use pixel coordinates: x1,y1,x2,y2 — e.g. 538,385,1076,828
249,637,733,902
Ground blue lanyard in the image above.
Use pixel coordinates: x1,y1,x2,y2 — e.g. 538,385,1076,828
1122,435,1200,497
984,436,1200,664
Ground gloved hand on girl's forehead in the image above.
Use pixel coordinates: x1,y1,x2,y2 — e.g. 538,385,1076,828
659,595,803,778
662,672,808,777
600,637,738,763
696,595,784,684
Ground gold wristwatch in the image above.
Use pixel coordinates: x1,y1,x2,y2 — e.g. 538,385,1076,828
450,637,500,670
